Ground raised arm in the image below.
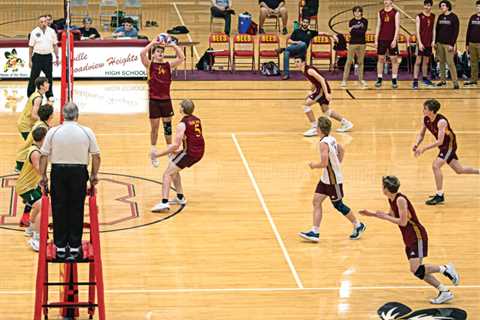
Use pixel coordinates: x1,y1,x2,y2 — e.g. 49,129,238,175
140,40,157,68
168,44,186,69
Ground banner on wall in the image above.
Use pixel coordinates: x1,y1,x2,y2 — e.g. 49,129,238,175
0,46,147,79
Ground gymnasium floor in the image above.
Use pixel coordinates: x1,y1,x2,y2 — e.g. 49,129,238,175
0,80,479,319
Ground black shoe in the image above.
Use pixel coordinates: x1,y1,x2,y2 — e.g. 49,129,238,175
66,247,82,262
425,194,444,205
151,21,158,27
453,82,460,90
392,78,398,89
56,247,67,260
349,222,366,240
275,47,285,54
464,80,477,86
282,27,288,35
375,78,382,88
436,81,447,87
145,21,151,27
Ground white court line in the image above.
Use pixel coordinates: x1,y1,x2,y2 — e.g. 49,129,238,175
172,2,200,60
1,284,480,295
1,130,480,137
232,133,304,289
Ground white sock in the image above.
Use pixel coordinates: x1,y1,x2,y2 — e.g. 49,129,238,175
439,265,446,274
311,121,317,128
392,74,398,79
437,284,448,292
33,232,39,240
436,190,444,196
311,226,319,233
354,222,361,228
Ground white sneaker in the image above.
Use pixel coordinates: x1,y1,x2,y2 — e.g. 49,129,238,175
24,226,33,237
151,201,170,212
340,81,347,88
169,197,187,205
360,80,368,88
430,290,454,304
336,120,353,132
28,238,39,252
303,127,318,137
445,263,460,286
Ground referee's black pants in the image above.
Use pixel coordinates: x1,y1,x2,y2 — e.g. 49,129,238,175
51,164,89,249
27,53,54,98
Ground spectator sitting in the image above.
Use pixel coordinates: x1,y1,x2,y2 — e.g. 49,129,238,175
300,0,318,19
276,18,331,80
259,0,288,35
210,0,235,36
45,14,58,33
113,17,138,38
79,16,101,40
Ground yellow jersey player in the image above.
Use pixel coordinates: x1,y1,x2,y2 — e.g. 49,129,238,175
17,77,49,140
15,104,54,172
15,126,48,251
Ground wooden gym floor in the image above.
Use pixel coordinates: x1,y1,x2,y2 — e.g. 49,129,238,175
0,80,479,319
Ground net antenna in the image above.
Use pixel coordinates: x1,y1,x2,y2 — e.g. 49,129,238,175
60,0,74,123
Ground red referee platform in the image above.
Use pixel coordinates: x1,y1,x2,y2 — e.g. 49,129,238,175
34,188,106,320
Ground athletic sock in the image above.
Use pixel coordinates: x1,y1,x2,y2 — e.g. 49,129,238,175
162,198,168,204
311,226,319,233
354,222,362,228
311,121,317,128
439,265,446,274
436,190,444,196
437,284,448,292
177,194,184,200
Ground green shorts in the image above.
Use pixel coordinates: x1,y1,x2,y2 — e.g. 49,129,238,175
15,161,24,172
20,186,42,206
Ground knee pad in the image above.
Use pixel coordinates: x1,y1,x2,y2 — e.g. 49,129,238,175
163,121,172,136
303,105,312,113
324,108,332,117
414,265,426,280
332,200,350,216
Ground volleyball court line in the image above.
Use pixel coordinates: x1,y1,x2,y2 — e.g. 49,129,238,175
172,2,200,60
231,133,304,288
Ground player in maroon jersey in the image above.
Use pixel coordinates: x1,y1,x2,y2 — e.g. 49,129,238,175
413,0,436,89
413,99,479,205
140,39,185,167
294,56,353,137
150,99,205,212
374,0,400,89
359,176,459,304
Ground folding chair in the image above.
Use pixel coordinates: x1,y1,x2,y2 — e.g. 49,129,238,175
99,0,119,31
210,16,224,32
264,13,280,32
310,35,333,71
232,34,255,72
258,33,280,70
208,32,231,71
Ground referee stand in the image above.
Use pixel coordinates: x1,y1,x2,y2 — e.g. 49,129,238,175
33,188,106,320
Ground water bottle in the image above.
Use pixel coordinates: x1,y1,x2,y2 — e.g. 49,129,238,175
384,63,389,75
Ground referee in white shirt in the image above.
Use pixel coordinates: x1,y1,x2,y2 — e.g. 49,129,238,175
39,103,101,260
27,15,59,99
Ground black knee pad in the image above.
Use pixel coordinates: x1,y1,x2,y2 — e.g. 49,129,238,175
163,121,172,136
332,200,351,216
414,265,426,280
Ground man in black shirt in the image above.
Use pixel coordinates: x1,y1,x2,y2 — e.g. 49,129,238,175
276,17,318,79
259,0,288,34
79,16,101,40
464,0,480,86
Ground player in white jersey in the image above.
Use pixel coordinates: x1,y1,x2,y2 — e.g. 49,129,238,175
299,116,366,242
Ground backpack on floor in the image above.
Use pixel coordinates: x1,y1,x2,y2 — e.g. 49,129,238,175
260,61,280,76
196,48,215,71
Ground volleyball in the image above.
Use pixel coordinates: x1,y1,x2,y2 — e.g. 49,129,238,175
156,33,171,44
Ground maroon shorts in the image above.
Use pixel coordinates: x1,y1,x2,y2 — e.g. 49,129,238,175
149,99,174,119
377,40,399,56
308,90,330,106
438,147,458,164
315,181,344,201
417,46,432,57
171,151,203,169
405,239,428,260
